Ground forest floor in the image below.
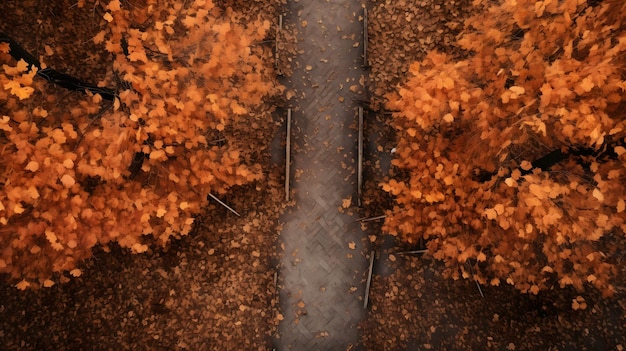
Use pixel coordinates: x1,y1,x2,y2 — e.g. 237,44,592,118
358,0,626,350
0,1,286,350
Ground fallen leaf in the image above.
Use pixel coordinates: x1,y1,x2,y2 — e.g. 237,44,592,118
342,196,352,208
16,280,30,290
592,188,604,202
25,161,39,172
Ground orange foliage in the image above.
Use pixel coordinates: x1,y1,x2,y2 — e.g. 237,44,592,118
383,0,626,296
0,0,281,288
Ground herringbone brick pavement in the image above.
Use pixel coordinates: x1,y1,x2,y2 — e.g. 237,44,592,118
275,0,369,350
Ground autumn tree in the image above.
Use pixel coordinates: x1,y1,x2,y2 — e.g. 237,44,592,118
383,0,626,296
0,0,282,288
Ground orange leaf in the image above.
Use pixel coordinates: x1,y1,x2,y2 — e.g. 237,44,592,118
60,174,76,188
592,188,604,202
484,208,497,220
107,0,121,11
16,280,30,290
13,203,25,214
520,161,532,171
25,161,39,172
63,159,74,169
579,77,594,93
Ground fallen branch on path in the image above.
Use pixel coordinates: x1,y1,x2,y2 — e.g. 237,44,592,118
364,250,375,309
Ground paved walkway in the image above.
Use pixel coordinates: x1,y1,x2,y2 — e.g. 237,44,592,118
275,0,368,350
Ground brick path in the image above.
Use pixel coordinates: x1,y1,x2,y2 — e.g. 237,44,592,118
274,0,368,350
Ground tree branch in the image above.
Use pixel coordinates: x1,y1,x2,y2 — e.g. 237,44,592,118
0,32,117,101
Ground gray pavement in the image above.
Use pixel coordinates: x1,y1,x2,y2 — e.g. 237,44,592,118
274,0,369,350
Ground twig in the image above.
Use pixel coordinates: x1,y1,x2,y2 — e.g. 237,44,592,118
467,260,485,298
208,193,240,217
397,249,428,255
275,14,282,73
363,250,375,309
363,8,368,68
357,107,364,207
251,39,276,46
355,214,386,222
210,137,226,144
285,108,292,201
